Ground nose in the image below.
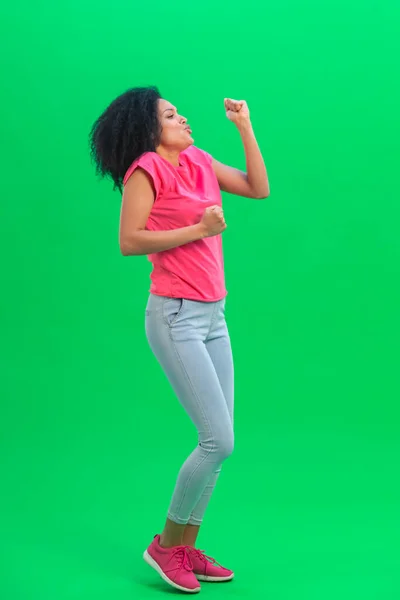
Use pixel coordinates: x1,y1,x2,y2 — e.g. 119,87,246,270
180,115,187,124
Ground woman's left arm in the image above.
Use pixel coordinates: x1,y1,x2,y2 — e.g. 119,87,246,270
212,98,270,199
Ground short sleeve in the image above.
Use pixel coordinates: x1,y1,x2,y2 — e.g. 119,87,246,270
122,153,163,199
183,145,213,166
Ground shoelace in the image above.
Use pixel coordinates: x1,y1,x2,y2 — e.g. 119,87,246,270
188,547,223,567
169,545,194,571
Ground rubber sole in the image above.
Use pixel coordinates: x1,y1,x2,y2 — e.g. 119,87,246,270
143,550,201,594
196,573,234,582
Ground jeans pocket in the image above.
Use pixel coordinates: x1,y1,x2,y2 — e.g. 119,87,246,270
162,297,185,327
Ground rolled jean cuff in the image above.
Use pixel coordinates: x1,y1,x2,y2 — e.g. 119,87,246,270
187,517,203,526
167,512,190,525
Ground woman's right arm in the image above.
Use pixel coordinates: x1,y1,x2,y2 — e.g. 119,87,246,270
119,168,209,256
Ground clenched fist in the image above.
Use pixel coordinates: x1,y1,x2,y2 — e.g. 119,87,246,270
224,98,250,127
199,205,227,237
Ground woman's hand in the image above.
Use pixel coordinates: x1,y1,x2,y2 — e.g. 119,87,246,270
224,98,250,127
198,205,227,237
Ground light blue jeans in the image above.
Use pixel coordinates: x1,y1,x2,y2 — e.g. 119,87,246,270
145,293,234,526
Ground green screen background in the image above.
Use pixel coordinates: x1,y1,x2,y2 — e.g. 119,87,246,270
1,1,399,598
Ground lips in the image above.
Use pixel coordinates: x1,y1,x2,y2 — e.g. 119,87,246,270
185,126,192,134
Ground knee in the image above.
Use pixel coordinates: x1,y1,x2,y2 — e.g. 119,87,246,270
202,430,234,461
218,435,234,460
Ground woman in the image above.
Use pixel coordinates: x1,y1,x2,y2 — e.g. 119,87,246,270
89,86,269,594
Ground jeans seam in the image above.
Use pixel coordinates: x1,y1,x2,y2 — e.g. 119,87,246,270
206,301,221,340
162,297,185,328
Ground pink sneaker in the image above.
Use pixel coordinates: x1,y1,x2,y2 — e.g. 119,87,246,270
143,534,201,594
188,547,234,582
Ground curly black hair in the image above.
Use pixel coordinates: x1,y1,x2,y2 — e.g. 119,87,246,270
89,86,162,193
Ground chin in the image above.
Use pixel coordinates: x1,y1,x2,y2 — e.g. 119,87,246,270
179,139,193,152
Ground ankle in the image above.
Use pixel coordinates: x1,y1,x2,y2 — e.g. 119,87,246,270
159,535,180,549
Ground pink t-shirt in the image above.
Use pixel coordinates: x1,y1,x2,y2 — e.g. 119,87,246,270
123,145,227,302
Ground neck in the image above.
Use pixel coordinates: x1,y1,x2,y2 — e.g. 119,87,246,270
156,146,181,167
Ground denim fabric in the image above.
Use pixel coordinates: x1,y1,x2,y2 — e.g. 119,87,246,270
145,293,234,525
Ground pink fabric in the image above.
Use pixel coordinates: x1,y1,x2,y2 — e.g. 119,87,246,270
145,534,201,592
123,145,227,302
188,547,234,581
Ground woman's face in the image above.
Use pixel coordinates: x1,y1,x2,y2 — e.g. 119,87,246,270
157,99,193,152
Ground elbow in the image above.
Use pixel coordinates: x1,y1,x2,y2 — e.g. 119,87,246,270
120,239,139,256
120,229,146,256
254,188,270,200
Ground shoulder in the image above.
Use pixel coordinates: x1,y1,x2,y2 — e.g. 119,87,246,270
123,152,169,188
125,151,162,174
180,145,213,166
